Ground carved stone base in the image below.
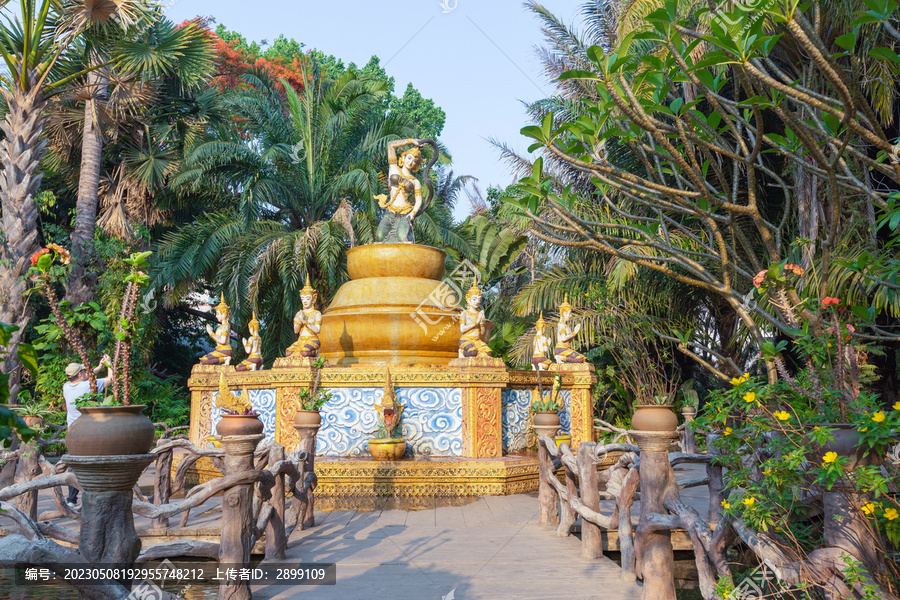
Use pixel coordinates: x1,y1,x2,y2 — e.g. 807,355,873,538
548,362,595,373
273,355,315,369
191,363,234,374
533,425,559,440
217,434,264,457
63,454,156,492
449,356,506,369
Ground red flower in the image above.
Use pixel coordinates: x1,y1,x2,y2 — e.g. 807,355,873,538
753,270,767,289
30,247,50,266
822,297,840,308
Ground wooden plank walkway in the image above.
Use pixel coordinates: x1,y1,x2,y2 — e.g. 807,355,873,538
253,493,642,600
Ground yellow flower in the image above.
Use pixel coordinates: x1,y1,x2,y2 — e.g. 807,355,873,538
721,499,731,509
857,427,868,433
742,497,756,508
885,508,898,521
763,468,772,476
872,411,885,423
893,401,900,411
724,427,733,436
861,502,876,516
774,410,790,421
730,377,742,386
822,451,838,464
743,392,756,404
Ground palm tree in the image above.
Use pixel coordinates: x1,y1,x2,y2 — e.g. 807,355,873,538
66,15,215,305
0,0,155,397
154,65,464,356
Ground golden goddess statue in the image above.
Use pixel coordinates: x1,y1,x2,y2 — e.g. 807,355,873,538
236,312,263,372
374,138,437,244
554,296,586,364
531,312,552,371
200,296,232,365
458,281,493,358
286,275,322,358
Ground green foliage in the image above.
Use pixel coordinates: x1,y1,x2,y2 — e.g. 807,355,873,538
0,323,38,445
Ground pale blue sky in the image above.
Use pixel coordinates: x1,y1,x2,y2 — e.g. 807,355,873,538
164,0,583,218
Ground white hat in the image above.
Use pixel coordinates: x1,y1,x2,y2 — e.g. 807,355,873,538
65,363,84,379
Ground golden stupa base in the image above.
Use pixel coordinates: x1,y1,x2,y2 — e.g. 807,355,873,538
448,356,506,369
272,355,315,368
173,451,623,497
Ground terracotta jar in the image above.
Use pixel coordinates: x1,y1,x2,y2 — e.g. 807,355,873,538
22,415,45,428
66,405,155,456
368,437,407,460
293,411,322,428
533,412,561,428
632,405,679,432
216,414,264,437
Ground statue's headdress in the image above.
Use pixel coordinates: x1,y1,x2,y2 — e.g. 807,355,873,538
535,311,545,330
216,295,229,319
248,312,260,332
300,274,318,302
466,279,482,302
559,295,572,313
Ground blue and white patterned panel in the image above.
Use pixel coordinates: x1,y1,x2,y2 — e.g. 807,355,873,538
502,389,533,453
559,389,572,435
315,387,463,457
210,388,278,442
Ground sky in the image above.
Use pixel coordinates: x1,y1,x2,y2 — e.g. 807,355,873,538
163,0,585,219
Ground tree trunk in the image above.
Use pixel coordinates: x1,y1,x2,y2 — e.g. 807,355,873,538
67,68,106,307
0,78,49,401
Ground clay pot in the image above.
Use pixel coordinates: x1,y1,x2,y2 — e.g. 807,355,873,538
367,437,407,460
807,423,881,470
66,405,155,456
215,414,264,437
293,411,322,428
22,415,45,428
632,405,679,432
533,412,561,428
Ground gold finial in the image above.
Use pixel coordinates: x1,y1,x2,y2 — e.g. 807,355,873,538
559,295,572,313
216,372,249,414
300,274,318,300
249,312,260,331
536,311,545,329
465,279,482,302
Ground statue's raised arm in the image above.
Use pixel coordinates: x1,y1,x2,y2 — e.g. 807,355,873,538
375,138,438,244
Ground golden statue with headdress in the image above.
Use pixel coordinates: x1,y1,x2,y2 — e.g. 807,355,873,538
200,295,233,365
554,296,586,364
531,312,552,371
458,280,493,358
286,275,322,358
374,367,404,439
374,138,437,244
236,312,263,371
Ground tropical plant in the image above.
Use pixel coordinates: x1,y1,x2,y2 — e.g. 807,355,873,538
153,63,462,356
64,14,216,306
0,0,178,398
0,323,38,444
297,357,331,411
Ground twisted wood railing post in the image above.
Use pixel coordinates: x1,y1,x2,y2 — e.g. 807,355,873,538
217,434,263,600
632,431,680,600
559,449,577,537
151,447,173,529
681,406,696,454
265,444,286,559
576,443,602,559
293,423,319,529
14,441,41,520
537,435,559,526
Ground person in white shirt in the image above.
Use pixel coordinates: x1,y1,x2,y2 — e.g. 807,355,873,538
62,356,111,506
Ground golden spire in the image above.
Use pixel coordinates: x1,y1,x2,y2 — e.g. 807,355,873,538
248,311,260,331
559,295,572,313
536,311,545,329
216,294,229,316
375,366,403,438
